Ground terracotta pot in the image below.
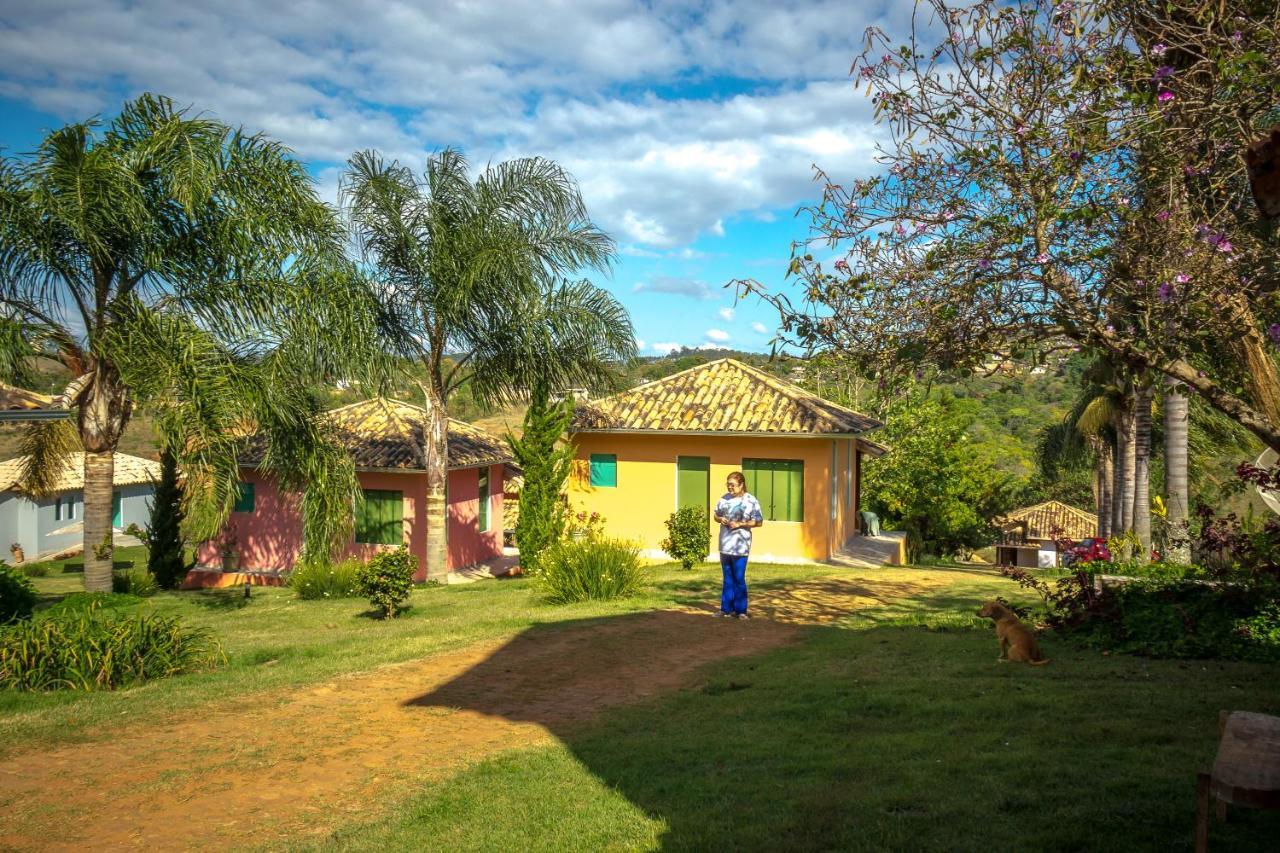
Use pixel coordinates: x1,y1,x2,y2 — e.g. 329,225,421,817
222,551,240,572
10,547,24,564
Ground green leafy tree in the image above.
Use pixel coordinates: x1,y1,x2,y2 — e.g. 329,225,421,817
863,394,1018,560
341,149,626,578
509,385,575,570
0,94,393,592
144,450,191,590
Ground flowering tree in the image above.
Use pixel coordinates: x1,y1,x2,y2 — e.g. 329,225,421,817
741,0,1280,451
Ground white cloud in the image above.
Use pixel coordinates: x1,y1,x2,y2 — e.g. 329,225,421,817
634,338,646,351
633,276,713,300
694,342,722,350
705,328,730,342
651,341,681,355
0,0,899,248
718,306,735,321
752,321,769,334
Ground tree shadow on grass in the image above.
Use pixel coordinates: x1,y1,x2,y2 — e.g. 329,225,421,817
400,604,1280,851
186,589,252,611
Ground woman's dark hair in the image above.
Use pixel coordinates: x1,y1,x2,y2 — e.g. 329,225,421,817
727,471,745,486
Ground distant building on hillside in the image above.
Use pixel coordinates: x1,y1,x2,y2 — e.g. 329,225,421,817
994,500,1098,568
0,452,160,561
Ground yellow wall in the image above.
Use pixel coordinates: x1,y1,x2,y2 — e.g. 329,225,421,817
568,433,867,563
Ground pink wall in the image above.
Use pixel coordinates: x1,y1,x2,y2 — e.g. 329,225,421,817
197,465,503,580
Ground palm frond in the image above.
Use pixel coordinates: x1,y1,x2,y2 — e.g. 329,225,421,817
15,419,79,498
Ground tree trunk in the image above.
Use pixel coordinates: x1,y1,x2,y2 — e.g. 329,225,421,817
421,381,449,581
1097,439,1114,539
1122,399,1137,535
1111,427,1126,537
67,366,132,593
1225,294,1280,428
82,451,116,592
1164,375,1191,564
1133,380,1154,559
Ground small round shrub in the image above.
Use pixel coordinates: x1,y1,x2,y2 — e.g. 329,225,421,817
356,548,418,618
112,566,158,597
0,602,223,691
1,561,38,623
289,558,362,600
662,506,709,570
538,538,645,604
20,562,50,578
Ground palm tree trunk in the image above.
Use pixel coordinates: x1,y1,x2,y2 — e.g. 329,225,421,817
1097,439,1114,539
1133,380,1154,558
1164,375,1191,563
421,381,449,580
72,368,131,593
1111,427,1125,537
82,451,116,592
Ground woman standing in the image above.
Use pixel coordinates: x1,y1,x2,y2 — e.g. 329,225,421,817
713,471,764,619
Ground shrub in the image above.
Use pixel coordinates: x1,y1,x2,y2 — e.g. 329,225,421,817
1,562,37,623
356,548,417,618
662,506,709,570
20,562,50,578
289,558,363,600
112,566,158,597
538,538,645,604
0,602,223,691
508,383,574,569
1004,567,1280,662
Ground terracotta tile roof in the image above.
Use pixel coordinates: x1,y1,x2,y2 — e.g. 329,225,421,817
0,383,56,411
997,500,1098,543
0,452,161,494
238,398,513,471
571,358,882,436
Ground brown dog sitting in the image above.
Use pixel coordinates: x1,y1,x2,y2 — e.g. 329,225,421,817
977,600,1050,665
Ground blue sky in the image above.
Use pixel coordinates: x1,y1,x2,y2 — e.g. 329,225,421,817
0,0,913,355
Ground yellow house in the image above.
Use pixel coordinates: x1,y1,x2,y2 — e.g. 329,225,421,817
567,358,887,563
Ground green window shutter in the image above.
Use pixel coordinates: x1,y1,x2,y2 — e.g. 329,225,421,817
741,458,802,521
112,491,122,528
478,468,490,533
782,460,804,522
589,454,617,487
233,483,255,513
357,490,403,545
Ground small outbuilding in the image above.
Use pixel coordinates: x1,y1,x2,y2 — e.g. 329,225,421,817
994,500,1098,568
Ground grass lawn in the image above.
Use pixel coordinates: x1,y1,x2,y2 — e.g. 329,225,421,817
5,562,1279,850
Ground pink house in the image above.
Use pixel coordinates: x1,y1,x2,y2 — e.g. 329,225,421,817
195,398,512,582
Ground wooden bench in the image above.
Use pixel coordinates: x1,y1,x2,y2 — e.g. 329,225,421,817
1196,710,1280,852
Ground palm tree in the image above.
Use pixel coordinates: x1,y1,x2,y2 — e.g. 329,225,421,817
1132,378,1155,556
1163,374,1191,563
0,94,392,591
341,149,617,577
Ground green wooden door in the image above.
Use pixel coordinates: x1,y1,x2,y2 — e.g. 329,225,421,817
676,456,710,517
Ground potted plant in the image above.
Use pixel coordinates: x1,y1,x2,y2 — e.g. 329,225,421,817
219,527,240,572
9,542,24,564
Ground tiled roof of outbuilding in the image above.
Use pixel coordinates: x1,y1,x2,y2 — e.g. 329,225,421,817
997,500,1098,542
0,383,56,411
571,358,882,436
238,398,513,471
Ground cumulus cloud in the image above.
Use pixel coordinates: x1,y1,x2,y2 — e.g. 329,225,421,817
718,306,735,321
633,276,713,300
705,328,730,342
0,0,902,248
635,338,646,351
651,341,681,355
752,321,769,334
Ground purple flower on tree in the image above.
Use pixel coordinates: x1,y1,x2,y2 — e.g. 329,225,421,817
1151,43,1167,56
977,258,993,271
1270,325,1280,346
1153,65,1175,80
1157,283,1173,302
1155,210,1170,221
1175,273,1191,284
1157,89,1175,103
1035,253,1050,263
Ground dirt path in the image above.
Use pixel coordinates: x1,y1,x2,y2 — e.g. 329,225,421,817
0,575,945,851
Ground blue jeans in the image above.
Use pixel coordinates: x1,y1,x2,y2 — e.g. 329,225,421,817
720,553,749,615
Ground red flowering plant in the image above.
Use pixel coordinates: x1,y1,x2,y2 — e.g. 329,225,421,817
566,507,606,541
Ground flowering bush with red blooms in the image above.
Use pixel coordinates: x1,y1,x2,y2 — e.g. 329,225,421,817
566,508,606,541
